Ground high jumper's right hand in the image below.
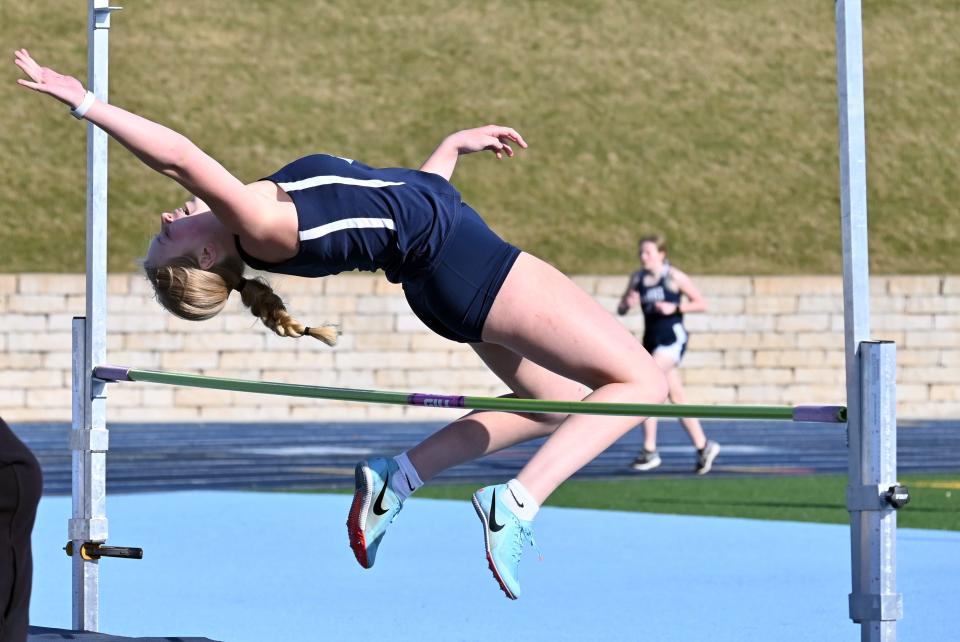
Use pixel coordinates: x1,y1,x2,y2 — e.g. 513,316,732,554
14,49,87,109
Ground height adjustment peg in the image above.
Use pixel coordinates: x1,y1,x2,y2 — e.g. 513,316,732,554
65,541,143,560
883,485,910,509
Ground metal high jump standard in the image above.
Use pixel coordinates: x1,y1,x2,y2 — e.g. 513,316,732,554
68,1,906,639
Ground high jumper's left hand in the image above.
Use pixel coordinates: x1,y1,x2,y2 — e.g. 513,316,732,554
449,125,528,160
420,124,527,180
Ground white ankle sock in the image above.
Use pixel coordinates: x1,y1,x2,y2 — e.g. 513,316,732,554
391,451,423,502
504,478,539,521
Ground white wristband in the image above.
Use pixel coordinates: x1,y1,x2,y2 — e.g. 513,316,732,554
70,91,96,119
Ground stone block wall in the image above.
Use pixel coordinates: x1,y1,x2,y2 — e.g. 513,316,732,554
1,273,957,422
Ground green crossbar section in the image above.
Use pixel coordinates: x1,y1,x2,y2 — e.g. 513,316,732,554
96,367,846,423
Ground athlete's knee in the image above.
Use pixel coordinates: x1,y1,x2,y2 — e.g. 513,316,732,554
518,411,567,435
517,382,588,430
643,370,669,404
599,375,667,407
621,360,668,401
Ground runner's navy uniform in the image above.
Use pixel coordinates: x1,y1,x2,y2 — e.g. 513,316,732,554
234,154,520,343
635,263,688,362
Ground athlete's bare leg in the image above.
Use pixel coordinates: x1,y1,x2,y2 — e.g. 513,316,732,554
481,252,668,504
408,343,589,481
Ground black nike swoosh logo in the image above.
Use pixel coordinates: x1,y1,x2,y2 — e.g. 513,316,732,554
489,489,505,532
405,473,414,492
508,487,524,508
373,471,389,515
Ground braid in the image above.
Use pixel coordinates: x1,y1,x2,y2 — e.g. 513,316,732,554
236,277,338,345
144,254,338,346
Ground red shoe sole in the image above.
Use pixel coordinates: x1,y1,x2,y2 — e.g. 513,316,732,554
347,463,371,569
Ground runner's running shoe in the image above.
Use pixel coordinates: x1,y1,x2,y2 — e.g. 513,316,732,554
472,484,539,600
630,449,662,471
695,440,721,475
347,457,403,569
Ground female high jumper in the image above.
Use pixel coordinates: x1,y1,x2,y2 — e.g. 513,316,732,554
15,48,668,600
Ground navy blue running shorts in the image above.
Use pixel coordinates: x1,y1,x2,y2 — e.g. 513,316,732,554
402,204,521,343
642,321,689,365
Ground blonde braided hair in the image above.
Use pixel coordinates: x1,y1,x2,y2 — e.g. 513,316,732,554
144,254,338,345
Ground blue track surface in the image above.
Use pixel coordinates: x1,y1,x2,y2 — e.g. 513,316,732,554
29,492,959,642
12,419,960,494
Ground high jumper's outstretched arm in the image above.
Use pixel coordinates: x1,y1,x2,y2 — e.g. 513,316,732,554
420,125,528,181
13,49,267,235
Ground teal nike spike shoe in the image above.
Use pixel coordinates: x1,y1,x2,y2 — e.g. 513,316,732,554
472,484,538,600
347,457,403,569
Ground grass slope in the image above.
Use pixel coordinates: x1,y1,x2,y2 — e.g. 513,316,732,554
2,1,958,274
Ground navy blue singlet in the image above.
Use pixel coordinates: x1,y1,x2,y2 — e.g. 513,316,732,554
235,154,462,283
235,153,521,343
635,263,686,354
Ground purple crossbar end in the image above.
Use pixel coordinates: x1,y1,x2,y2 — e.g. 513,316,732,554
93,365,132,382
408,393,466,408
793,405,846,423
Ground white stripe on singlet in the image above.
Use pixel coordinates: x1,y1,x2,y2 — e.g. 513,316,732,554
299,217,396,241
277,174,404,241
277,175,404,192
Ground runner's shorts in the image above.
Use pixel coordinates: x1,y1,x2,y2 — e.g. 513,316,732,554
643,322,689,365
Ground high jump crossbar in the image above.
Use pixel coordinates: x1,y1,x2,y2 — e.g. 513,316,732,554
93,366,847,423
